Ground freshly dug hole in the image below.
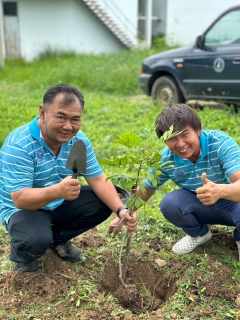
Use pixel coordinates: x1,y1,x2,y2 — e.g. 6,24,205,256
99,258,177,314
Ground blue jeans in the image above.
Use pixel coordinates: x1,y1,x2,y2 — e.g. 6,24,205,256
160,189,240,241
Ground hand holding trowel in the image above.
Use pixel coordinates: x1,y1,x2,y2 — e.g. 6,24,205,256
66,140,87,179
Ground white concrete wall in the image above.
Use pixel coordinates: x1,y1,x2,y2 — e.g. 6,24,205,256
138,0,167,46
17,0,123,61
152,0,167,37
166,0,240,46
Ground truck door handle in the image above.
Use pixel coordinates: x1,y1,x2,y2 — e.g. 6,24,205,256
233,57,240,63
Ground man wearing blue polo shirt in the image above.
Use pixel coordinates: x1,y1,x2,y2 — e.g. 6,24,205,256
0,83,137,272
137,104,240,259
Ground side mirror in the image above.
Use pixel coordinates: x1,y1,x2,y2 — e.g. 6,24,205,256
196,35,204,50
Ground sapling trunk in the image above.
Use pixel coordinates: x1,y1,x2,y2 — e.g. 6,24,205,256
121,229,132,283
119,179,139,286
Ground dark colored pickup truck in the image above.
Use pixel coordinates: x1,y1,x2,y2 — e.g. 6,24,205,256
139,5,240,106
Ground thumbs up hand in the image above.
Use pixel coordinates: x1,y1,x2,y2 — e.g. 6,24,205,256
201,172,210,185
196,172,220,205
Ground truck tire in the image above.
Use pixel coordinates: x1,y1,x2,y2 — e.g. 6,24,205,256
151,76,184,106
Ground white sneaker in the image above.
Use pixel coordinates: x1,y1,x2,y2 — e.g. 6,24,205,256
172,229,212,255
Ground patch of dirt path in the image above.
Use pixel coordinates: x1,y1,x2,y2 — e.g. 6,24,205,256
0,227,240,319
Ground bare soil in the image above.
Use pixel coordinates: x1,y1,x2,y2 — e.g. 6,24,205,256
1,224,240,319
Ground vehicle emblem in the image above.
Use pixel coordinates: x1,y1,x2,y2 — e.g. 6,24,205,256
213,58,225,73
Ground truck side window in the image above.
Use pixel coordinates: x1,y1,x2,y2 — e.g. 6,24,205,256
205,9,240,47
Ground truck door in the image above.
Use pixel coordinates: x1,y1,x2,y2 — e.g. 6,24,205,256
184,8,240,102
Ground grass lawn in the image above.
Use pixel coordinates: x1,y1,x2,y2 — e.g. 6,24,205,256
1,45,240,320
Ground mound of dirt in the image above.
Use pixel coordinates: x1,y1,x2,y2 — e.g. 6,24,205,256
100,257,177,313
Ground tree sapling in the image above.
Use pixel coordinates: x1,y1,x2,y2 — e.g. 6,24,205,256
101,125,180,287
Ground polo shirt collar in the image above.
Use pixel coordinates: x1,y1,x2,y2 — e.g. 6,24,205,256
199,131,208,157
30,116,41,140
29,116,52,152
173,131,208,164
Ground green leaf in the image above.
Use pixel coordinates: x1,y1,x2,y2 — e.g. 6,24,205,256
147,173,159,187
128,156,142,164
187,296,194,302
146,173,153,182
153,153,162,162
137,196,146,206
162,126,184,142
100,156,128,168
53,301,63,307
138,183,147,195
139,126,154,139
123,179,135,190
200,287,206,293
115,131,142,148
152,176,159,187
162,125,173,142
119,156,128,167
69,290,76,295
135,196,146,209
126,195,136,208
154,170,163,175
144,152,162,167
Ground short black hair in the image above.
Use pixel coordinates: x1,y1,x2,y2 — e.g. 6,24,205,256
155,104,201,138
43,83,85,109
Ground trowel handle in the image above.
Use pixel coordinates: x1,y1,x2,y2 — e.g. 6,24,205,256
72,170,78,179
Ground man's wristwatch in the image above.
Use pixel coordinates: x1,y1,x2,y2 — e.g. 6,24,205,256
116,205,128,217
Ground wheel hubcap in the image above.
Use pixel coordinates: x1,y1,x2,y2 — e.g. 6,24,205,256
157,87,173,106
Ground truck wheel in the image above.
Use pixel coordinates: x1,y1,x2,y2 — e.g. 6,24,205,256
151,76,184,106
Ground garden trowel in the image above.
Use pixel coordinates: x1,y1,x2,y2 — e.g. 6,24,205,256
66,140,87,179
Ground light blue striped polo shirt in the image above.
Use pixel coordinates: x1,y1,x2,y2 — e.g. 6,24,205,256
145,130,240,191
0,116,103,227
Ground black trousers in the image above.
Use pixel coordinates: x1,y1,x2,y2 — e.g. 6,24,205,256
7,186,112,263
